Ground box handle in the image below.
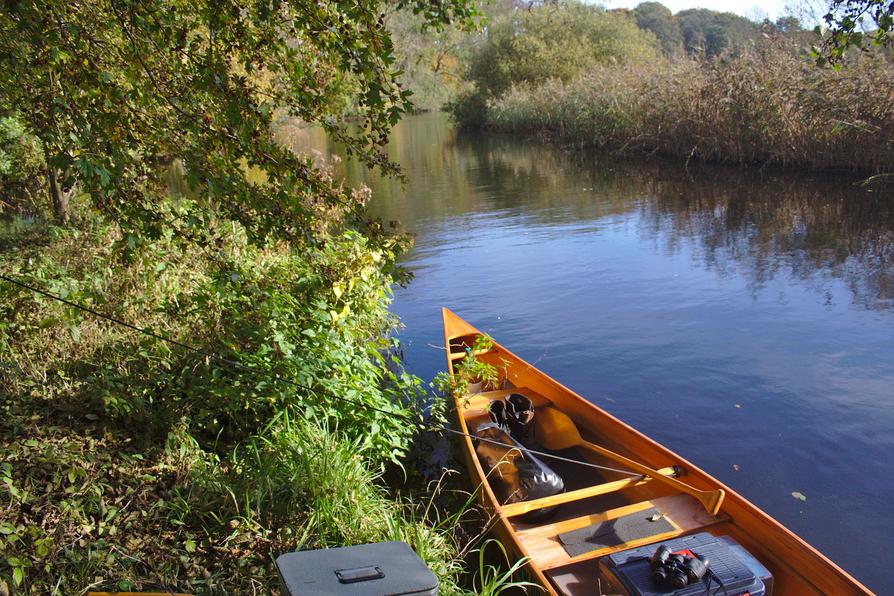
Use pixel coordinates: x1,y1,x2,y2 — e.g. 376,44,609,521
335,565,385,584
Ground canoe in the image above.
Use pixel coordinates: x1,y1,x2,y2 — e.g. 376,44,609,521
441,308,872,595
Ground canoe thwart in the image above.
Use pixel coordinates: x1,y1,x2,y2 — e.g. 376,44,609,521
502,466,678,518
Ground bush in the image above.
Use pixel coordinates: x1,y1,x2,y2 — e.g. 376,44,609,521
451,0,658,121
0,113,45,215
0,203,519,593
0,209,420,464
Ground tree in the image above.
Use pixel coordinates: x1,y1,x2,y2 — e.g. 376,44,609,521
632,2,683,56
821,0,894,62
774,15,804,32
466,1,659,99
386,7,475,110
677,8,760,56
0,0,477,234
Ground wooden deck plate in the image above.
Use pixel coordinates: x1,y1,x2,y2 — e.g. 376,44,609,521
513,493,726,571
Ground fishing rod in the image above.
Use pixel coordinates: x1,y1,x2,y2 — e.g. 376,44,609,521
0,272,640,476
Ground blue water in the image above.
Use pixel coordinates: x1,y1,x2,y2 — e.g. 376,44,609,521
300,113,894,591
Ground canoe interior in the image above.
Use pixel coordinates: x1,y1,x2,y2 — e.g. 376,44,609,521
442,308,871,596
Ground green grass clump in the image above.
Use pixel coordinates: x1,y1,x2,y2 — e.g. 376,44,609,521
0,407,485,593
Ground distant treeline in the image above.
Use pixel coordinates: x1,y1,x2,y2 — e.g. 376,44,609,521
627,1,809,57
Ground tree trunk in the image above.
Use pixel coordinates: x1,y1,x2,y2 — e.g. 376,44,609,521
48,167,71,224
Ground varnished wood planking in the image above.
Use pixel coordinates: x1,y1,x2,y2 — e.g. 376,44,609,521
513,494,724,570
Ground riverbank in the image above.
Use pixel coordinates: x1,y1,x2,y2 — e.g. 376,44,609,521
455,41,894,173
0,210,502,593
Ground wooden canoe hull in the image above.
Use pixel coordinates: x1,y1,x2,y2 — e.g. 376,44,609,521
442,307,872,595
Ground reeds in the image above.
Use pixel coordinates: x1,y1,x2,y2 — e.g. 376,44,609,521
483,41,894,172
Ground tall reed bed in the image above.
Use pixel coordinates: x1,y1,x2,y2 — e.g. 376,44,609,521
483,42,894,172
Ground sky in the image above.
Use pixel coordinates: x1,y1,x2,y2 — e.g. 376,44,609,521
602,0,793,22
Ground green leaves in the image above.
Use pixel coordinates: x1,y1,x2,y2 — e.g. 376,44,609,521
0,0,475,243
820,1,894,63
0,0,479,590
460,2,658,101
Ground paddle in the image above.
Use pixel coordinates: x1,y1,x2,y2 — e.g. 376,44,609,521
534,407,725,515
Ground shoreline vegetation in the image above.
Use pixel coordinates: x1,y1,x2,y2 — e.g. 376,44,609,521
0,185,530,594
0,205,502,593
0,0,524,592
447,1,894,174
472,46,894,172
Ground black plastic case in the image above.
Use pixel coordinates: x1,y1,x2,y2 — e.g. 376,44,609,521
598,532,773,596
276,541,439,595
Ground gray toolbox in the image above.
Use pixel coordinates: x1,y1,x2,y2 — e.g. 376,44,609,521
276,540,438,595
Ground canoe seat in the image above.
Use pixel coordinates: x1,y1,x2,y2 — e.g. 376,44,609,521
511,493,727,571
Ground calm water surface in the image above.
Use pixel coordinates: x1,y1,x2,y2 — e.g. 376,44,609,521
297,113,893,591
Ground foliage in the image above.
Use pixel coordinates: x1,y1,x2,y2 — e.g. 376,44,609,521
458,335,501,391
630,3,813,57
821,0,894,63
0,113,45,215
447,89,490,128
388,7,479,111
480,39,894,172
0,212,526,593
185,413,477,591
0,209,419,460
0,0,477,233
632,2,683,56
474,539,540,595
436,335,501,399
0,0,526,592
0,394,492,593
462,0,658,100
675,8,761,56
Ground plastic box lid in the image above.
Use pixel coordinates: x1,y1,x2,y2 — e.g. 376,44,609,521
599,532,771,596
276,541,439,596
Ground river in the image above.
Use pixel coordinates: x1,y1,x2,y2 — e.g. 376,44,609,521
291,112,893,591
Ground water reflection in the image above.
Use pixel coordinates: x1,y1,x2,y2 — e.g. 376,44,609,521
288,115,894,314
287,113,893,591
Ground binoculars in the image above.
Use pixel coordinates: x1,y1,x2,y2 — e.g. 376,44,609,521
649,544,710,589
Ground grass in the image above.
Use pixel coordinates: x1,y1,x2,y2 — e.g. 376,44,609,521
475,39,894,173
0,213,533,594
0,401,497,593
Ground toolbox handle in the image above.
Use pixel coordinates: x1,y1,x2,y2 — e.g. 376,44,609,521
335,565,385,584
